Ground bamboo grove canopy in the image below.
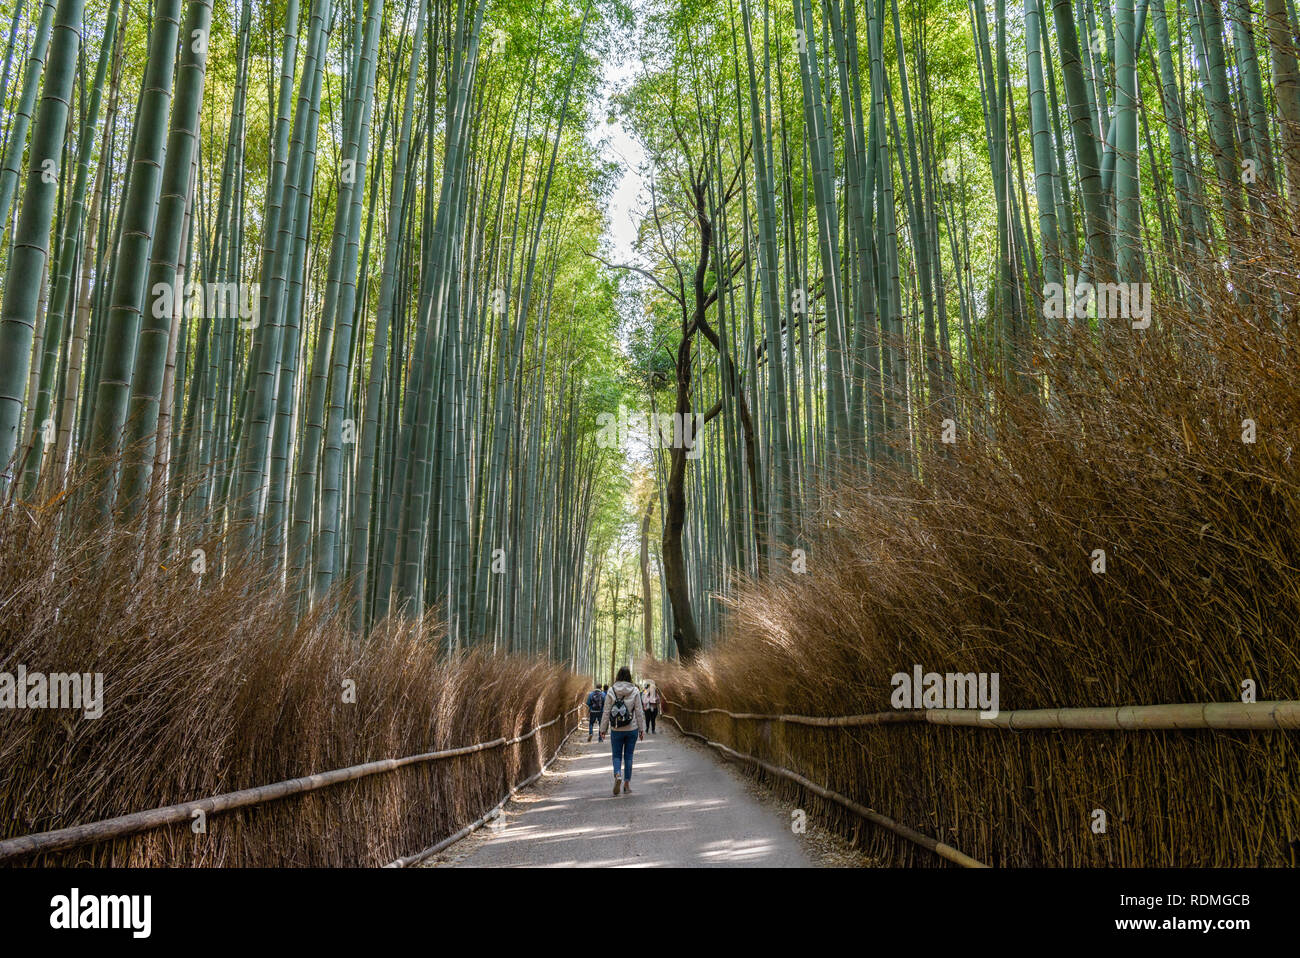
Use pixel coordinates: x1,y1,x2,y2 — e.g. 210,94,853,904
0,0,1295,665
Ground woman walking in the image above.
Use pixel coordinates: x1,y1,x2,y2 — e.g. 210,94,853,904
599,666,646,794
642,681,660,733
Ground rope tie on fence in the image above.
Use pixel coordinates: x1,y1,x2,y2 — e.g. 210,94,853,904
0,702,583,864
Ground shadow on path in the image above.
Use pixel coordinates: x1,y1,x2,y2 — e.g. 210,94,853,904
444,724,812,867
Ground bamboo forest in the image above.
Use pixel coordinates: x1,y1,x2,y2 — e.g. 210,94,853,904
1,0,1299,891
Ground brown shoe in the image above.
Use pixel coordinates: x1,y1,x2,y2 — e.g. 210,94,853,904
613,777,621,796
623,781,631,794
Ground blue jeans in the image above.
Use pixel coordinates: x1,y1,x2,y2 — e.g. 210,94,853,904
610,730,638,780
588,712,600,735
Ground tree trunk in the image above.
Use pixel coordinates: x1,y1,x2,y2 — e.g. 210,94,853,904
640,496,654,657
1265,0,1300,215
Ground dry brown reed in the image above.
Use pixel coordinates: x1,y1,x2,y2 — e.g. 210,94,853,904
660,207,1300,867
0,495,585,867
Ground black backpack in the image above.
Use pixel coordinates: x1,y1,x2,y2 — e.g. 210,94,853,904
587,689,604,712
608,690,634,729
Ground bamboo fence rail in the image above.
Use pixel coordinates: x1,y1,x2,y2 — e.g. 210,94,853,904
385,717,583,867
663,697,1300,868
662,713,989,867
663,699,1300,730
0,703,582,864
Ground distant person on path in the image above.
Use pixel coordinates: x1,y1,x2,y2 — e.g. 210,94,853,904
586,683,606,742
599,667,645,795
642,681,660,734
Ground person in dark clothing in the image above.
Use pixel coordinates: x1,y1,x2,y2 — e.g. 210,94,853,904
642,681,660,733
585,684,606,742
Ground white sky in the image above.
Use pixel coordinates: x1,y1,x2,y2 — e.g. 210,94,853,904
586,24,661,483
588,37,648,268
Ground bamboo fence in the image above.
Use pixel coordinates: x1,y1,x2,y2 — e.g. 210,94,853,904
385,717,583,867
664,699,1300,729
663,698,1300,867
662,713,989,867
0,703,583,865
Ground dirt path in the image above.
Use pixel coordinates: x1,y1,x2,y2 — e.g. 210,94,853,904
431,723,815,867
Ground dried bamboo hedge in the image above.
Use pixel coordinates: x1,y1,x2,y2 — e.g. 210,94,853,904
0,706,581,865
661,695,1299,867
0,502,587,867
655,270,1300,868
